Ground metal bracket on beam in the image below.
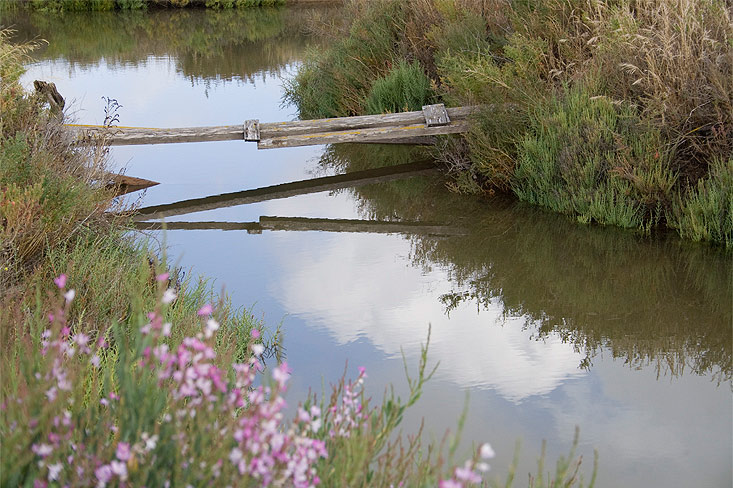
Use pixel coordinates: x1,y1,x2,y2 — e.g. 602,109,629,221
422,103,450,127
244,119,260,141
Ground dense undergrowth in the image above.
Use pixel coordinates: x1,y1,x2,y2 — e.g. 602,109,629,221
2,0,287,12
1,31,597,487
284,0,732,247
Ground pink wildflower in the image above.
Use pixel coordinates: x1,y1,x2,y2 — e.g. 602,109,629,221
110,460,127,480
251,329,260,339
454,462,481,483
32,443,53,458
162,289,177,304
479,443,495,459
64,289,75,303
95,465,112,484
47,463,62,481
53,274,67,288
273,362,291,389
155,272,169,282
116,442,131,461
197,304,213,316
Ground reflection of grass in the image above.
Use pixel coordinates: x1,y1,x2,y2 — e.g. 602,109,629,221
5,7,332,81
320,143,732,382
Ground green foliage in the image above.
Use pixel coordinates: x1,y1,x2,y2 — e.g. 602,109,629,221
284,0,405,118
286,0,731,245
20,0,287,10
671,157,733,248
364,60,435,114
513,84,675,230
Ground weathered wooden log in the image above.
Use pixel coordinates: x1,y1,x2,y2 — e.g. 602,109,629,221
258,106,478,138
69,105,481,147
104,173,159,196
257,120,469,149
34,80,65,115
133,160,439,221
72,124,243,146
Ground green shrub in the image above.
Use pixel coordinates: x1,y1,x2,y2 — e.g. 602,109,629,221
364,60,435,114
513,84,675,230
671,157,733,248
284,0,405,118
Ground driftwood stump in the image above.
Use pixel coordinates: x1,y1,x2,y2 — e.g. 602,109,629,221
33,80,65,115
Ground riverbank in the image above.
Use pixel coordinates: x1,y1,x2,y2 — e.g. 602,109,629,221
284,0,732,248
1,31,596,486
1,0,340,12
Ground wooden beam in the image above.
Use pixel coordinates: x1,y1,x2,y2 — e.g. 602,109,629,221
257,120,469,149
258,106,478,138
104,173,159,196
73,124,243,146
68,105,481,147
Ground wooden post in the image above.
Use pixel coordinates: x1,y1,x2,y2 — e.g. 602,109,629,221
422,103,450,127
244,119,260,141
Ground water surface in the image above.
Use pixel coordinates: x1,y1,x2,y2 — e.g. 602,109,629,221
7,8,732,487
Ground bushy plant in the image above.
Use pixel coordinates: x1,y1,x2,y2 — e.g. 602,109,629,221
1,29,117,290
283,0,406,118
670,157,733,248
0,277,508,487
288,0,732,246
513,83,676,230
364,60,435,114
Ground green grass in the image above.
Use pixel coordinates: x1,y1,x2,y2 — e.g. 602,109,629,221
15,0,288,11
670,157,733,248
1,28,597,487
513,83,676,231
285,0,732,247
364,59,435,114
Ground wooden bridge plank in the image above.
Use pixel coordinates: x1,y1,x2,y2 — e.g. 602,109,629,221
258,105,477,137
257,120,469,149
74,124,243,146
69,105,481,147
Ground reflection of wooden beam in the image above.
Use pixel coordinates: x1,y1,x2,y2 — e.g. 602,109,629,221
133,221,263,233
134,161,439,221
259,216,467,236
133,216,466,236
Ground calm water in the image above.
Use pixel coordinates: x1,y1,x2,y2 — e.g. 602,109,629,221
7,8,732,487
